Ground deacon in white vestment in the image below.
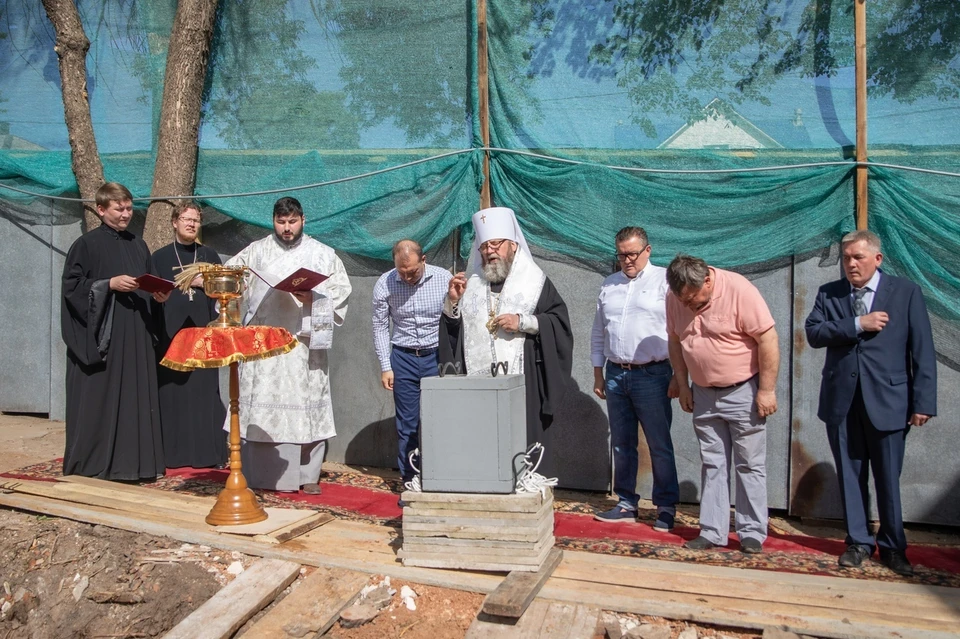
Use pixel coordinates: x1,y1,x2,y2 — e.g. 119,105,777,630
225,197,352,493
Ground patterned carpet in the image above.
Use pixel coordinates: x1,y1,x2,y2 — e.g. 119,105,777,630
5,459,960,588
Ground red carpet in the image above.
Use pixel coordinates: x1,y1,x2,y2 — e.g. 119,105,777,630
5,461,960,587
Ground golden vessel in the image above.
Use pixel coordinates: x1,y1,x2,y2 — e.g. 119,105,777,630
201,265,247,327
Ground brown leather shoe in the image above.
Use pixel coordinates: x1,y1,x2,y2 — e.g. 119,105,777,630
301,482,322,495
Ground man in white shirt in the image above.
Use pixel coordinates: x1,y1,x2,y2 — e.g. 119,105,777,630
591,227,679,529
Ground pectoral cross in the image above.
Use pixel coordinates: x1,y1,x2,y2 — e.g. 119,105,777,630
187,288,195,302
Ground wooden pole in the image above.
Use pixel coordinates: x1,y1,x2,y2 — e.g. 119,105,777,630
855,0,868,230
478,0,492,210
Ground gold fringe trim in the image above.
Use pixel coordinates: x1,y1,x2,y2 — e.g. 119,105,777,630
160,339,298,371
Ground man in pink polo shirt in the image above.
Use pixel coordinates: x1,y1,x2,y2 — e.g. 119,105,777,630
665,255,779,553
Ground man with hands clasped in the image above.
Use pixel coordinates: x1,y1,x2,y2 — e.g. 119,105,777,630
805,230,936,577
665,254,779,554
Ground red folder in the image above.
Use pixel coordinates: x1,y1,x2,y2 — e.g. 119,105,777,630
251,267,329,293
135,274,176,294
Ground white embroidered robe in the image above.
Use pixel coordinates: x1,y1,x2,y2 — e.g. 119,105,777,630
225,234,351,444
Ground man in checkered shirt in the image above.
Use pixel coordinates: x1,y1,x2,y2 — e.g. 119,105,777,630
373,240,452,492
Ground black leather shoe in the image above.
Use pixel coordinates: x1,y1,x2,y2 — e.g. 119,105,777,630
879,549,914,577
740,537,763,554
684,535,719,550
838,544,872,568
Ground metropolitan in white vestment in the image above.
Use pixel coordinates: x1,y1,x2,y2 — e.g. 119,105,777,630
225,203,351,492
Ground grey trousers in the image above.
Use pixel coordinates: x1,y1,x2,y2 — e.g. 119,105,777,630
240,439,327,492
692,378,767,545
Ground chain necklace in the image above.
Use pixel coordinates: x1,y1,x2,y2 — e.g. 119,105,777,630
174,241,197,302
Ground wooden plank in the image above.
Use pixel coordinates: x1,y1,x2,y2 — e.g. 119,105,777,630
482,548,563,618
401,490,546,513
58,474,216,506
537,602,601,639
403,535,555,553
556,551,960,621
402,536,553,557
400,541,552,572
214,508,317,535
44,480,213,516
401,537,554,571
405,505,552,520
4,491,958,639
403,496,553,528
0,479,205,522
467,600,549,639
403,513,553,542
467,601,600,639
241,566,368,638
539,578,958,637
254,512,334,544
0,492,503,595
162,558,301,639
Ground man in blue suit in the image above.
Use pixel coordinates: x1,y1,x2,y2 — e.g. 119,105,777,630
805,230,937,577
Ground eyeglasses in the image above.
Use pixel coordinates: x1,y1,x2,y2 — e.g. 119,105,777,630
479,239,508,252
178,217,202,225
616,247,647,261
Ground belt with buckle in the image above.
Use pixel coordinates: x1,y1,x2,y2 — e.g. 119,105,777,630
612,359,667,370
710,375,755,391
394,345,438,357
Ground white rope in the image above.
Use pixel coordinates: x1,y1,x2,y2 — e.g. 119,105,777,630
8,154,958,206
515,442,557,498
403,448,422,492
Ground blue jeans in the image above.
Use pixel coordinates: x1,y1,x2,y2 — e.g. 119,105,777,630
391,347,439,482
605,360,679,510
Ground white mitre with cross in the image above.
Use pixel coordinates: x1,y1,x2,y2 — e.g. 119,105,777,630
470,206,531,258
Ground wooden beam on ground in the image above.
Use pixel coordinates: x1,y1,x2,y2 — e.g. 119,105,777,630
241,566,368,638
162,558,301,639
3,491,959,639
481,548,563,618
467,601,600,639
254,512,334,544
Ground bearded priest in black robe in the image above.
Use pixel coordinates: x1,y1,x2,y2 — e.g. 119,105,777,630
60,183,168,480
151,202,227,468
439,207,574,478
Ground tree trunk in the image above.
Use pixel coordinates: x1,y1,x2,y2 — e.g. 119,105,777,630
143,0,220,252
41,0,105,232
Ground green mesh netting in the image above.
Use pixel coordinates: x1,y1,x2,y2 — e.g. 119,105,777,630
1,0,959,327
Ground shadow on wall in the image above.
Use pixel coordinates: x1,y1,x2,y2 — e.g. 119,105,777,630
553,381,611,491
921,470,960,528
679,479,700,504
791,460,842,520
343,418,398,471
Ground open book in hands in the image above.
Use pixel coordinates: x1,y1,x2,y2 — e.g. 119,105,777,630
135,273,176,294
250,267,329,293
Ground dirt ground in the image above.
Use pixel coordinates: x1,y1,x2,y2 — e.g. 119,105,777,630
0,413,779,638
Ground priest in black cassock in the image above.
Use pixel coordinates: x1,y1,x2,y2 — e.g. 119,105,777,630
439,207,574,478
151,202,227,468
60,182,168,480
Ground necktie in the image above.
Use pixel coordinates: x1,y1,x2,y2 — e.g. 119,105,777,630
853,288,868,316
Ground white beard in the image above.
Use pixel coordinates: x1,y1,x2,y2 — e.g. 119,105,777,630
481,252,514,283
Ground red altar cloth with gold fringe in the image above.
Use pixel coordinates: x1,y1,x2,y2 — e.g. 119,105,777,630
160,326,297,371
